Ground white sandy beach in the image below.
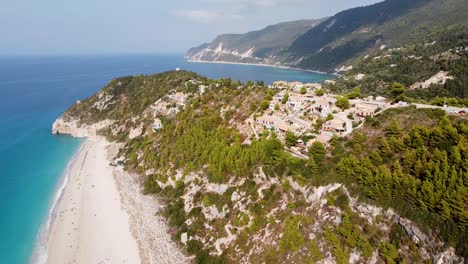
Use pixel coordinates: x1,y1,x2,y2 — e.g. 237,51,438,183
186,58,339,76
46,139,140,264
45,137,189,264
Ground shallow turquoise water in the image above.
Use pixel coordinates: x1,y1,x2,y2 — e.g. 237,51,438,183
0,54,334,263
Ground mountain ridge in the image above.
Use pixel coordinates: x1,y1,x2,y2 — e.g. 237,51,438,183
186,0,468,73
186,18,325,65
53,70,468,262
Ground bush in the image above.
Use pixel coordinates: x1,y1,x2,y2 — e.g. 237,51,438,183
279,216,305,252
309,141,326,163
187,240,203,254
195,250,227,264
285,131,298,147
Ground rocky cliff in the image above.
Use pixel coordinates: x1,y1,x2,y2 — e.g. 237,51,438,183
186,19,324,65
187,0,468,72
52,71,467,262
52,116,114,138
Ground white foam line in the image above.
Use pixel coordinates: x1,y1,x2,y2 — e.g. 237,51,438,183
186,59,340,76
30,141,87,264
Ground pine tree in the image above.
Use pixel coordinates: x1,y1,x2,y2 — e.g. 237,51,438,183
308,158,319,174
439,199,451,220
386,119,402,138
309,141,326,163
379,137,392,157
370,150,383,166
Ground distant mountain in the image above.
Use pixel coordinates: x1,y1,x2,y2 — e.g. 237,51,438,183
291,0,468,71
185,19,325,65
187,0,468,72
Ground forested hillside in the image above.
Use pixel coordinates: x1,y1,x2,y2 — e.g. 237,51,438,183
58,70,467,263
186,19,324,64
186,0,468,104
335,107,468,258
289,0,468,70
327,25,468,106
289,0,431,64
64,71,202,128
188,0,468,72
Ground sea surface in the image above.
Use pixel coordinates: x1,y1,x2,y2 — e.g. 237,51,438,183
0,54,334,264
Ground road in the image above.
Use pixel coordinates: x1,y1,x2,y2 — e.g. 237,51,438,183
410,103,467,114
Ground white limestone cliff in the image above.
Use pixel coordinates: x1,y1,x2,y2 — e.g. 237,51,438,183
51,116,113,138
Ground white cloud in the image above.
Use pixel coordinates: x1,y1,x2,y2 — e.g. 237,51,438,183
174,9,243,24
202,0,306,8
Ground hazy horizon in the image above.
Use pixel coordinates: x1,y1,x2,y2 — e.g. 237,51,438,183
2,0,381,55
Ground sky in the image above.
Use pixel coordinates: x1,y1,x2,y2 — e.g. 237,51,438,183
1,0,382,55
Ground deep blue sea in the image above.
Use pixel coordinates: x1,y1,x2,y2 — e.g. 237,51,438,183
0,54,334,264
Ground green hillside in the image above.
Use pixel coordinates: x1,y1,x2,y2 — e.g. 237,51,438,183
290,0,430,57
186,19,324,63
187,0,468,76
291,0,468,71
328,25,468,106
59,71,468,262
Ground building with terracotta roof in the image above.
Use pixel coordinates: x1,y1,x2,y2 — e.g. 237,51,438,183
323,118,347,134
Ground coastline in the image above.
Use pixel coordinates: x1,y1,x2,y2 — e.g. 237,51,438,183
44,138,141,264
186,58,340,76
31,142,85,264
113,161,190,264
38,127,189,264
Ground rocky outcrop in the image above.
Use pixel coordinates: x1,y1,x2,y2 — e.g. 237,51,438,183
410,71,455,89
433,247,464,264
128,124,143,139
51,116,113,138
187,42,264,64
186,19,324,66
287,179,342,204
397,216,428,244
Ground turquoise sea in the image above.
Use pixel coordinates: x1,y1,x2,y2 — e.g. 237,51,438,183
0,54,334,263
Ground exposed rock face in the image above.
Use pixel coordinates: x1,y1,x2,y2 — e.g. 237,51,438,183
186,19,324,66
128,125,143,139
288,179,342,204
410,71,455,89
51,116,113,138
187,42,263,64
433,247,464,264
397,216,428,244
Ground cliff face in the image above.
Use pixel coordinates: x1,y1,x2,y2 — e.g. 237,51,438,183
52,71,467,262
51,71,200,140
187,0,468,72
51,116,113,138
185,19,324,65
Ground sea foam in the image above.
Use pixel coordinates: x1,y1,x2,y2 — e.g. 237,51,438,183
30,143,84,264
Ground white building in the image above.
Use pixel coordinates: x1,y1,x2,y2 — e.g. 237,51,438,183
304,83,322,91
352,103,378,118
152,118,163,131
312,97,334,117
199,85,207,95
323,118,347,134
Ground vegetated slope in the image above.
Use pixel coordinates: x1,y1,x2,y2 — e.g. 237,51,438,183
187,0,468,73
290,0,430,56
290,0,468,71
65,71,201,126
334,107,468,259
326,25,468,106
59,71,467,262
185,19,325,64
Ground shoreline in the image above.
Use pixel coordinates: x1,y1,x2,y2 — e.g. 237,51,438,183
43,138,141,264
30,142,85,264
186,58,340,76
36,132,189,264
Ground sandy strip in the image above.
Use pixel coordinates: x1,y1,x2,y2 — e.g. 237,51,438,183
113,167,190,264
186,59,339,76
46,139,141,264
